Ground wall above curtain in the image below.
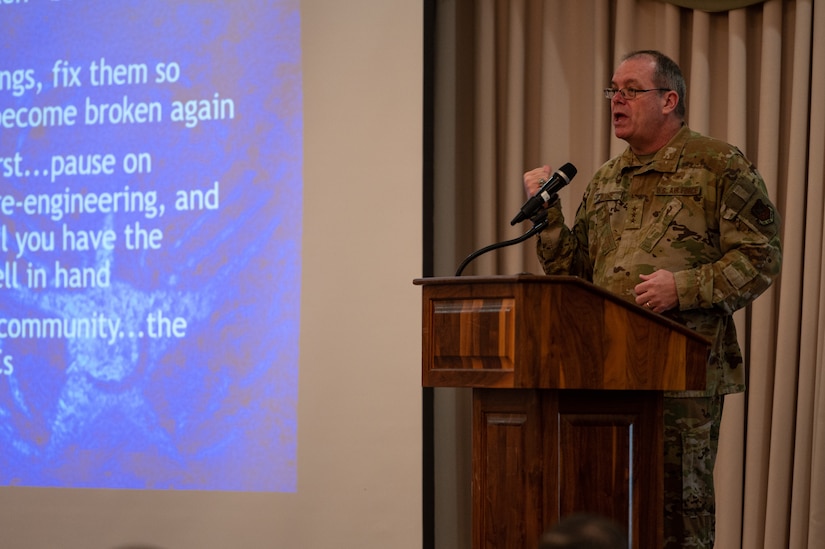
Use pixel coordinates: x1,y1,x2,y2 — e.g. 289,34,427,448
659,0,766,11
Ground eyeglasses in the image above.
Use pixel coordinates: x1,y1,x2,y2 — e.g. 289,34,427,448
603,87,670,100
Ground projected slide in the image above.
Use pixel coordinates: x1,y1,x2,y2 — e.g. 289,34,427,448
0,1,301,492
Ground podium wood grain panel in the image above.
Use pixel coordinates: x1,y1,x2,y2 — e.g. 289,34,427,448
557,391,664,548
473,389,551,549
431,297,516,372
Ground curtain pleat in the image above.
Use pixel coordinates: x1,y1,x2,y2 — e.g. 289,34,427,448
773,3,820,549
797,0,825,544
471,0,497,275
500,0,528,273
688,10,712,132
714,8,749,548
432,0,824,547
744,2,788,547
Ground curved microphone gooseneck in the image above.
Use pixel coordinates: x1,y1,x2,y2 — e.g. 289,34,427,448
454,215,549,276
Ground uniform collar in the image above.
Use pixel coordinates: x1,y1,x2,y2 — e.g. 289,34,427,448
619,124,691,175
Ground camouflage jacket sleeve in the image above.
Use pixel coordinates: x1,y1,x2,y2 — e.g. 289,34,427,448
535,197,593,280
671,150,782,314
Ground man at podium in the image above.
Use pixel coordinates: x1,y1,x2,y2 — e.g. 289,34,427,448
522,50,782,548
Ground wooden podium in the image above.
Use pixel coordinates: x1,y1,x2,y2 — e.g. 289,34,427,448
415,275,709,549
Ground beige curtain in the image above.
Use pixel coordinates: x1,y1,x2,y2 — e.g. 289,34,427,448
431,0,825,547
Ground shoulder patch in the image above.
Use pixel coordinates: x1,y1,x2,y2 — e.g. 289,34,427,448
750,199,775,225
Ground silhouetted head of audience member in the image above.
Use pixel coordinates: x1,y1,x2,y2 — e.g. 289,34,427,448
539,513,628,549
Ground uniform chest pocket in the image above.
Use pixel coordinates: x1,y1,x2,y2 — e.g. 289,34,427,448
639,197,684,253
590,190,623,256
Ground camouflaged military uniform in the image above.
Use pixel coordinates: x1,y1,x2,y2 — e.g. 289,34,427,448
535,125,782,547
536,125,781,395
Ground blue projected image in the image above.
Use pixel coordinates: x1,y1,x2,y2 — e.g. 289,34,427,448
0,1,302,492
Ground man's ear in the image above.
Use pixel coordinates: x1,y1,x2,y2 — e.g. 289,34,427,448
662,90,679,115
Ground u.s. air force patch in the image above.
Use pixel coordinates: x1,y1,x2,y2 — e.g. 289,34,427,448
751,198,775,226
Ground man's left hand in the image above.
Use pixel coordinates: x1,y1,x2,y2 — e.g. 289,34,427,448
634,270,678,313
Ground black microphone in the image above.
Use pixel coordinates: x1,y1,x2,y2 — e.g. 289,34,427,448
510,162,577,225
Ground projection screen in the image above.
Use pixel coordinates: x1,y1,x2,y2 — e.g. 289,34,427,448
0,0,301,492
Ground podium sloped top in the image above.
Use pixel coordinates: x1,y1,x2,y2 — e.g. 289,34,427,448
414,274,709,391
